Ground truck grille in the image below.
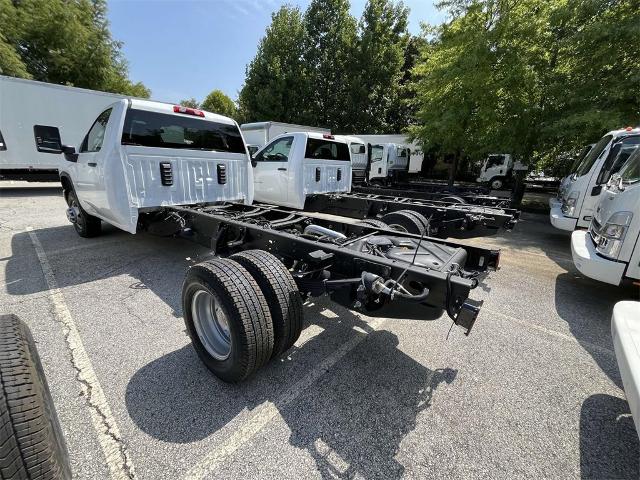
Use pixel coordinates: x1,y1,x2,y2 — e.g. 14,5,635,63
159,162,173,186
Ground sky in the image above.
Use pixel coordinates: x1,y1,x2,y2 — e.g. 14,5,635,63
107,0,446,104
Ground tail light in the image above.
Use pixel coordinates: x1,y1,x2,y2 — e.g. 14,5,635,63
173,105,205,117
323,134,335,139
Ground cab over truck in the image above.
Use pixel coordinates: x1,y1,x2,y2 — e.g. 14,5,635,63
49,99,499,382
571,147,640,286
251,133,519,237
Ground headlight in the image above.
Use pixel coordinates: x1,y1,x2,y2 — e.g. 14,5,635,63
593,211,633,259
561,191,579,217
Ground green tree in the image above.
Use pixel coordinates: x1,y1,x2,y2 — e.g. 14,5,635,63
238,6,309,124
201,90,237,119
350,0,409,133
304,0,358,130
0,0,149,97
180,98,200,108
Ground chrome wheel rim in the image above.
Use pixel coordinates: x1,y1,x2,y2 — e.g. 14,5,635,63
191,289,232,360
71,197,85,230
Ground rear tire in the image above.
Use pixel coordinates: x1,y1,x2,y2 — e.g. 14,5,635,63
66,190,101,238
381,210,426,235
0,314,71,480
355,219,388,229
182,259,274,382
230,250,303,358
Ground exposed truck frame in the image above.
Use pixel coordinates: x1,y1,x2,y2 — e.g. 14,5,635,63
48,97,502,383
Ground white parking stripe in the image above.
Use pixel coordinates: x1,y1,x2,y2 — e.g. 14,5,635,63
184,316,387,480
27,228,136,480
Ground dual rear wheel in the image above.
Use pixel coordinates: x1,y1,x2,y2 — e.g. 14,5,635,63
182,250,303,383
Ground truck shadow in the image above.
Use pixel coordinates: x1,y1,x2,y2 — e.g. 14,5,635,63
5,223,456,478
125,311,456,479
0,185,63,198
580,393,639,479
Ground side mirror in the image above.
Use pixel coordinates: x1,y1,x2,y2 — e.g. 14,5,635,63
591,184,602,196
61,145,78,162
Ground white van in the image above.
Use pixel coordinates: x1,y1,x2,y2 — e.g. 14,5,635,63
251,132,352,209
0,75,128,181
56,99,252,236
551,127,640,231
571,147,640,285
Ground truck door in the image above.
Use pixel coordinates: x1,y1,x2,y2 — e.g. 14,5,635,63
73,107,114,216
252,135,292,205
368,144,386,181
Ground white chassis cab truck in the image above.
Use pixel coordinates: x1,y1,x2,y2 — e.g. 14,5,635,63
476,154,513,190
240,121,331,157
571,147,640,285
549,144,594,209
251,132,352,209
50,99,501,382
551,127,640,231
341,135,368,184
368,143,410,184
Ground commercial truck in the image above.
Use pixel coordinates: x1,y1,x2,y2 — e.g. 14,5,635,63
49,98,500,382
0,75,129,181
251,133,519,237
367,143,411,184
551,127,640,232
240,121,331,157
549,144,594,209
571,147,640,285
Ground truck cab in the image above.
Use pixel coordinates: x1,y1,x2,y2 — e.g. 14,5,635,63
571,148,640,285
477,154,513,190
551,127,640,231
367,143,410,184
251,132,352,209
57,99,253,235
341,136,367,184
549,144,594,209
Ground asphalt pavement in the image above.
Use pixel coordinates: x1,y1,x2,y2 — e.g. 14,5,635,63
1,182,638,479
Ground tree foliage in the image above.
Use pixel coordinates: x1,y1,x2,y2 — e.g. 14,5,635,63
410,0,639,176
238,5,309,124
201,90,238,119
0,0,149,97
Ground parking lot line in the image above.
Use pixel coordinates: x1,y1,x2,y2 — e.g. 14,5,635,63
27,228,136,480
184,316,387,480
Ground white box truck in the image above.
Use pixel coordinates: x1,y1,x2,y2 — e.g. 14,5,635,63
571,147,640,285
240,121,330,156
354,134,423,173
0,75,130,181
551,127,640,231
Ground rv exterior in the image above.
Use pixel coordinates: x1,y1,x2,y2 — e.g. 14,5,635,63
0,75,129,181
551,127,640,231
571,147,640,285
240,121,331,156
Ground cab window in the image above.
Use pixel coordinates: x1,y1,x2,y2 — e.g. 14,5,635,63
486,155,505,168
597,137,640,184
305,138,350,161
370,145,384,162
81,109,112,153
254,136,293,162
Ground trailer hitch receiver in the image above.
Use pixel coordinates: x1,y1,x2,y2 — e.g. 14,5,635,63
454,299,483,335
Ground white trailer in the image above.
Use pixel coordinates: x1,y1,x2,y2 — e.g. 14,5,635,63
571,147,640,285
240,121,331,156
0,75,130,181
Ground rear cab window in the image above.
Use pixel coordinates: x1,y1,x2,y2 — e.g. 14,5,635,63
305,138,350,161
121,109,245,153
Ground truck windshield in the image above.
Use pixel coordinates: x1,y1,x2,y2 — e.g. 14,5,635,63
486,155,505,168
619,149,640,185
575,135,612,177
569,144,593,173
305,138,350,161
121,109,245,153
371,145,384,162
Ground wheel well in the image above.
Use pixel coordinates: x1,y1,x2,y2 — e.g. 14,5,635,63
59,174,73,203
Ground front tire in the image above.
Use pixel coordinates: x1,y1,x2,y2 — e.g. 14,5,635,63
182,259,274,382
489,177,504,190
0,314,71,480
66,190,101,238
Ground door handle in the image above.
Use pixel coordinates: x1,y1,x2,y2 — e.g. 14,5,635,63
88,162,97,167
277,167,287,171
